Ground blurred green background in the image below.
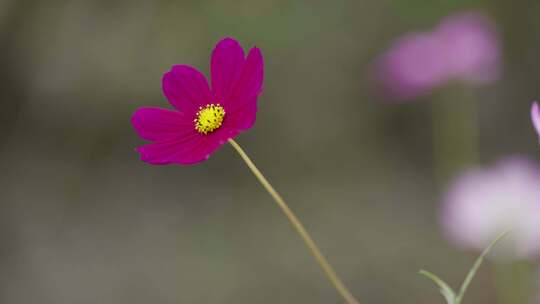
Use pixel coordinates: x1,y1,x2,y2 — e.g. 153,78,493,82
1,0,539,303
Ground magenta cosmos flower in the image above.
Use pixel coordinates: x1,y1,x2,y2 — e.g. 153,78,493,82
442,157,540,260
375,11,500,100
531,101,540,141
131,38,263,165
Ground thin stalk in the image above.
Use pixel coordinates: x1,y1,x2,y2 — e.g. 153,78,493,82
492,261,533,304
455,231,509,304
431,86,478,185
228,138,360,304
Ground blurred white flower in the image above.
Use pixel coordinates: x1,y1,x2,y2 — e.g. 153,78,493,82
442,157,540,260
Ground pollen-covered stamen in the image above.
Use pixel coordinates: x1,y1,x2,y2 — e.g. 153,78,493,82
194,104,226,134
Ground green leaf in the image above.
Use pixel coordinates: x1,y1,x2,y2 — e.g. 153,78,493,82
419,270,456,304
419,231,509,304
455,231,510,304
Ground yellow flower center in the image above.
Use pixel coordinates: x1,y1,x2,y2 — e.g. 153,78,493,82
194,104,226,134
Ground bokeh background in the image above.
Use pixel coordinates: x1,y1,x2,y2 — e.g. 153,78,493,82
1,0,539,303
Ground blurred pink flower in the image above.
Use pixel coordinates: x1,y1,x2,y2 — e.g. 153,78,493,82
375,11,501,100
442,157,540,260
131,37,264,165
531,101,540,141
375,33,448,100
436,12,501,84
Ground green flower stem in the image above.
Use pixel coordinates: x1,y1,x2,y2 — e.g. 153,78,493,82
228,139,360,304
420,231,509,304
432,86,478,185
455,231,509,304
492,261,534,304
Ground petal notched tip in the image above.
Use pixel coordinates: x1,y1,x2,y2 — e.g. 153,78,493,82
228,46,264,105
211,37,247,102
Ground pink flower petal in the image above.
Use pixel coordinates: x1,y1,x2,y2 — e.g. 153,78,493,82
135,120,240,165
532,101,540,140
228,47,264,111
225,98,257,131
136,134,217,165
131,107,193,141
162,65,212,114
211,37,245,102
206,123,240,145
